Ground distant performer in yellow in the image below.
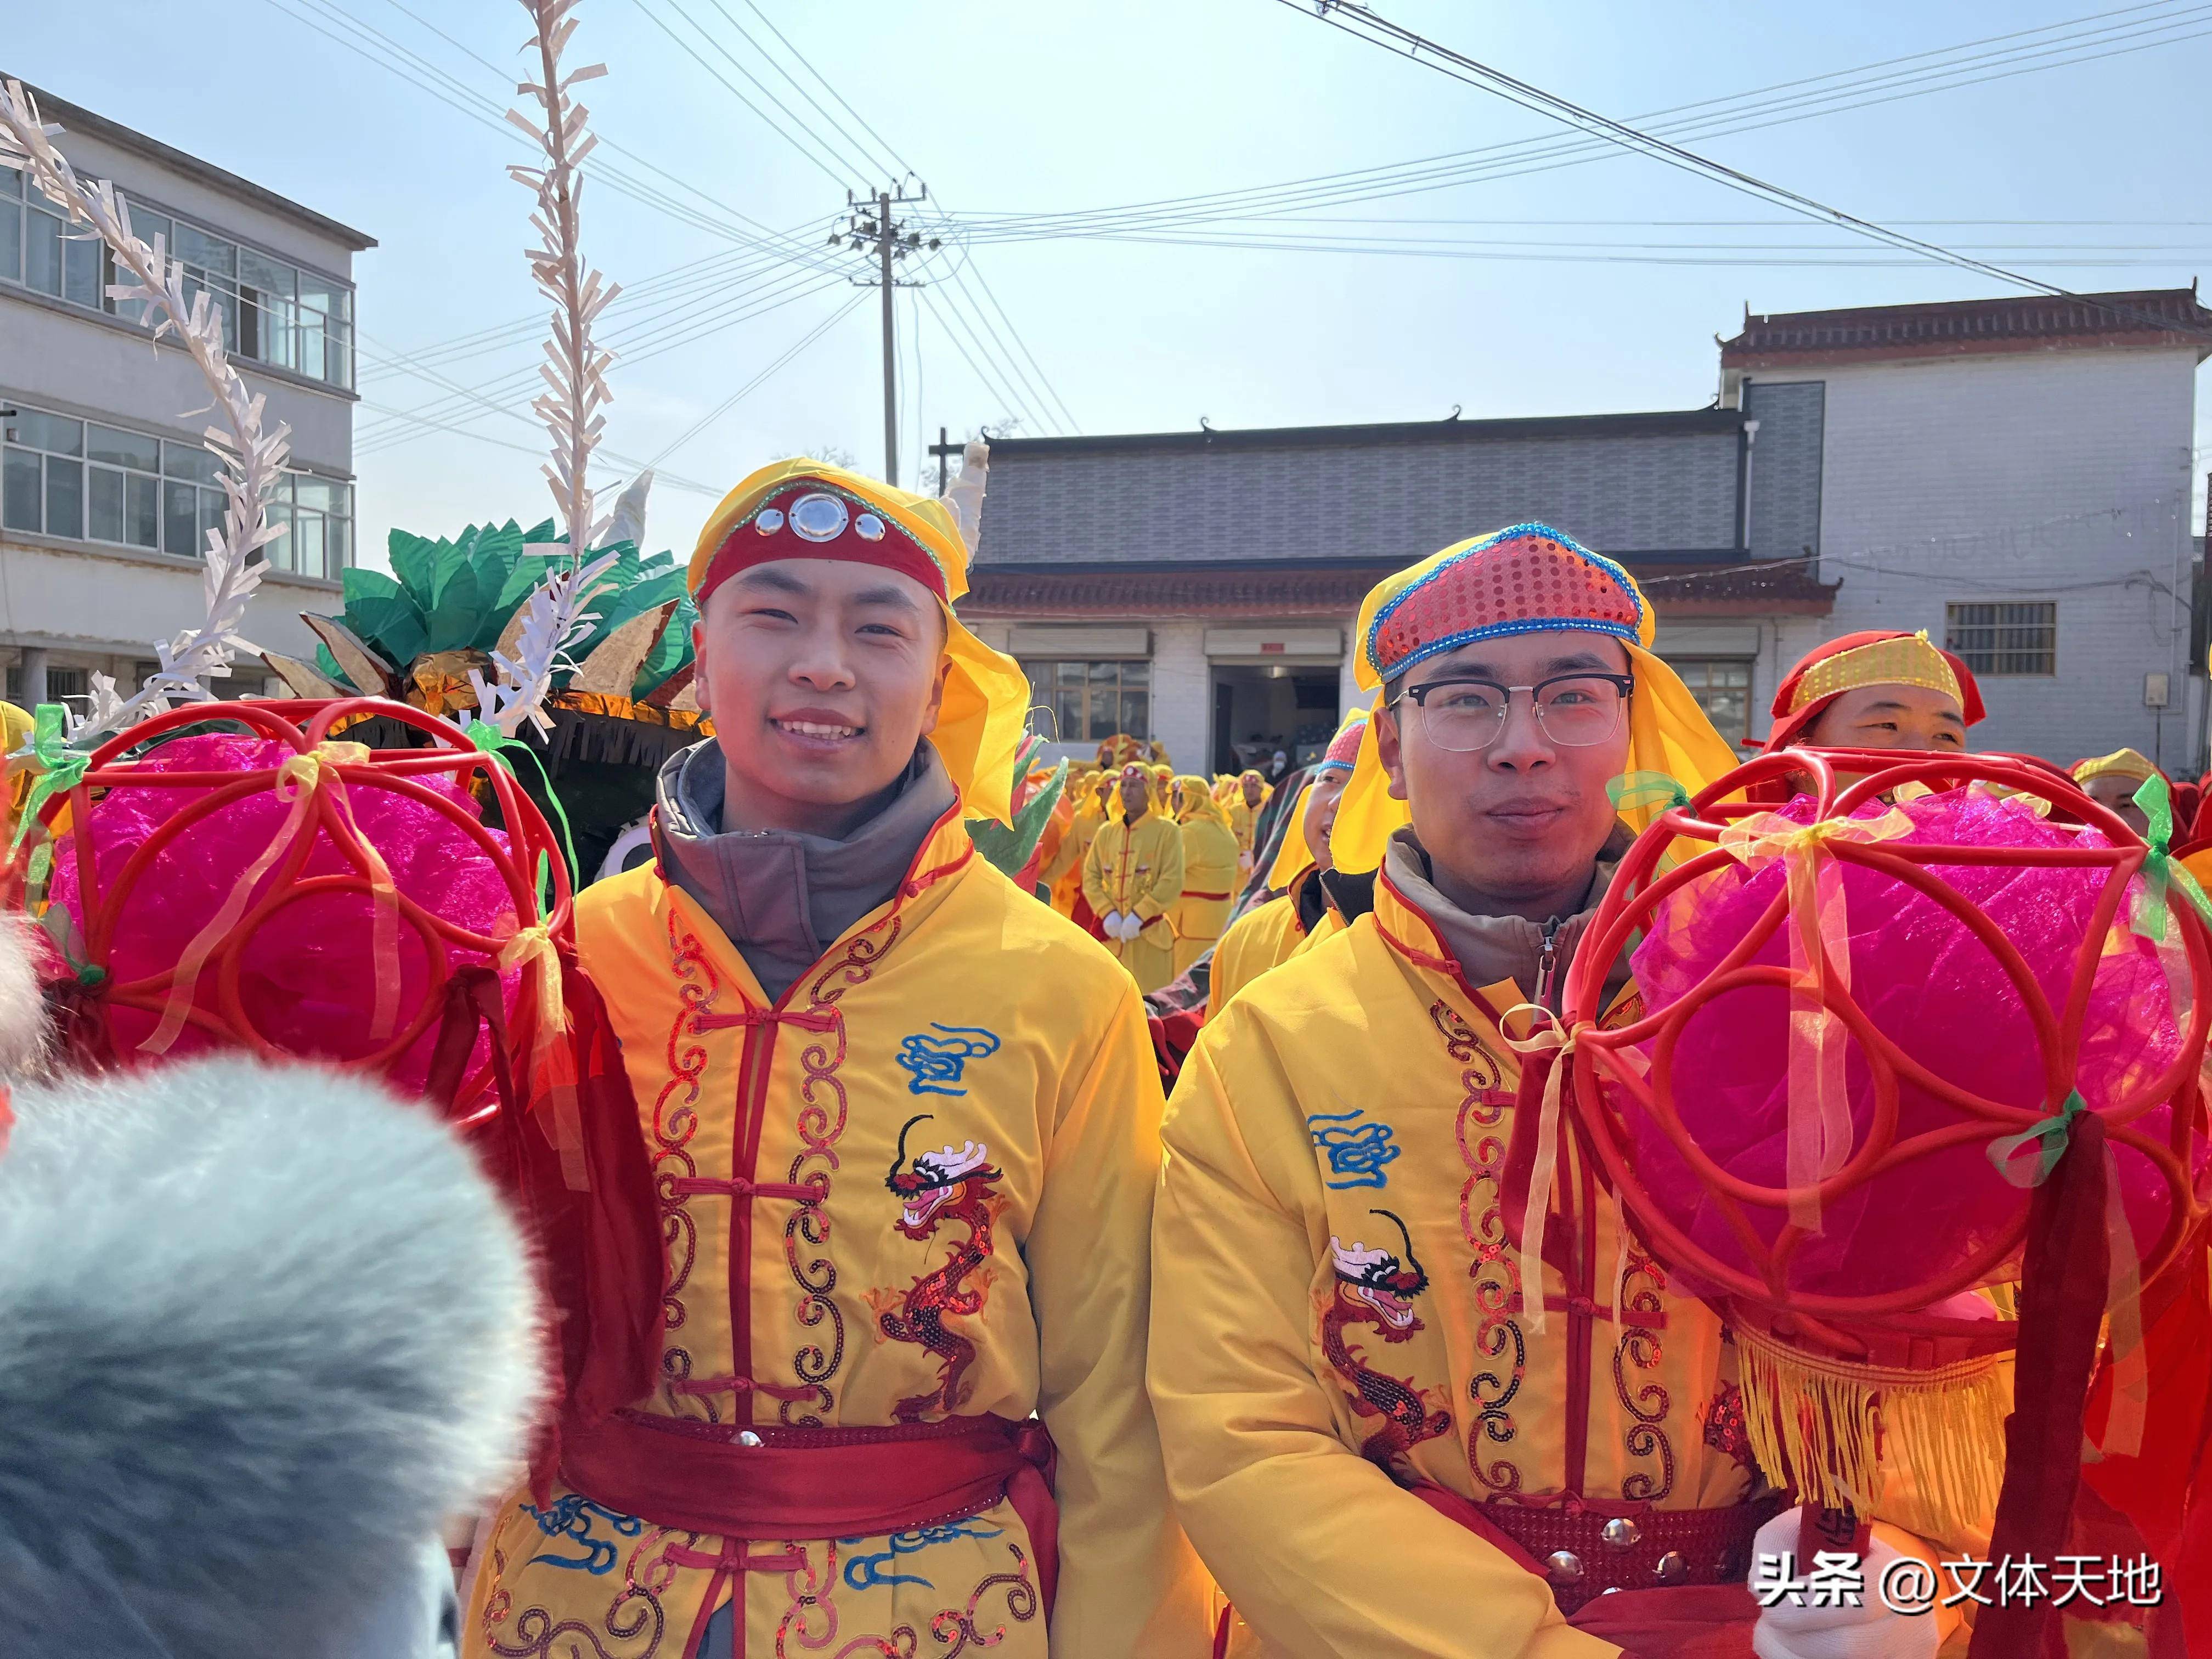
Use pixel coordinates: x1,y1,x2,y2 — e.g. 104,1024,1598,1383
2072,746,2158,837
1084,761,1186,993
1226,769,1268,869
1169,774,1240,976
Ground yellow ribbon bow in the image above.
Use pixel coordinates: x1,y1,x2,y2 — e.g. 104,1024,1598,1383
145,741,402,1056
1716,807,1914,1231
1499,1003,1593,1336
498,920,585,1192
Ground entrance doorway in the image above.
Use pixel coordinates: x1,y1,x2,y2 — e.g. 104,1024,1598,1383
1210,664,1340,776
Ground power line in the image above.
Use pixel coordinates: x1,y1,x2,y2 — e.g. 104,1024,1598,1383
1276,0,2212,338
644,289,873,469
628,0,867,186
951,1,2212,242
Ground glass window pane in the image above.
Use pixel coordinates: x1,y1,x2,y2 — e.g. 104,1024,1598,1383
0,201,20,286
238,249,295,301
1122,658,1150,685
173,223,234,275
265,502,295,571
200,487,225,555
25,205,61,295
13,411,82,455
88,425,160,471
326,514,349,572
1088,660,1115,688
292,510,326,580
1,163,19,197
292,476,337,512
125,471,159,548
62,228,99,307
163,479,200,555
162,442,220,484
1087,692,1118,742
125,204,170,252
2,449,41,532
44,456,82,538
1122,687,1149,737
88,465,123,542
325,321,351,388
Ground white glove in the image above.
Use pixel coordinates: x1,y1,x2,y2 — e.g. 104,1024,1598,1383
1749,1508,1940,1659
1120,913,1147,940
1101,910,1124,937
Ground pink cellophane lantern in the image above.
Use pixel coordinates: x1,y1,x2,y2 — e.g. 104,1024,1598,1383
34,698,572,1116
1546,747,2211,1597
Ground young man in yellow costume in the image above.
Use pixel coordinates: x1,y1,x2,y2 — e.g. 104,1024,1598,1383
1169,775,1241,977
465,454,1209,1659
1083,762,1186,994
1039,765,1105,920
1151,524,1967,1659
1205,711,1364,1019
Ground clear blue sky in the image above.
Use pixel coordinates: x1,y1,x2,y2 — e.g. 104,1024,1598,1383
10,0,2212,565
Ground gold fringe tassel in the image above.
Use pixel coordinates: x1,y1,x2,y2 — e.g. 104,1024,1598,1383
1736,1324,2008,1541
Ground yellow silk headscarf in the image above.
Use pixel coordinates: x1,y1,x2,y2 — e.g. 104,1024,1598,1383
1176,774,1232,830
2073,747,2158,787
688,457,1031,824
1330,526,1741,873
1265,781,1317,890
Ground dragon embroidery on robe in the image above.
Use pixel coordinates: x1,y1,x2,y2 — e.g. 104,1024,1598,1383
1322,1208,1454,1469
871,1113,1003,1421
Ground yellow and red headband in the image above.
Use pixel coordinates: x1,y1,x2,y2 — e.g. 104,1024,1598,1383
695,478,946,608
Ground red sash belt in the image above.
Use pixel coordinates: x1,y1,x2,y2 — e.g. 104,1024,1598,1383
1182,890,1232,901
561,1410,1060,1611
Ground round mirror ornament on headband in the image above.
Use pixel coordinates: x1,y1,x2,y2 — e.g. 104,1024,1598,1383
752,507,785,535
855,512,887,541
789,492,849,542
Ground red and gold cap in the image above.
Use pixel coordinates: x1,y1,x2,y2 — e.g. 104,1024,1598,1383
1312,708,1370,775
1764,630,1983,753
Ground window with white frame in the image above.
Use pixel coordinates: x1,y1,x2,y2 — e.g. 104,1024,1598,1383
2,403,351,578
1668,658,1755,744
0,162,354,390
1019,658,1151,743
1945,602,2057,676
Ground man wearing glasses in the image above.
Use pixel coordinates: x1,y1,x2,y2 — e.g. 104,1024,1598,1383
1150,526,1954,1658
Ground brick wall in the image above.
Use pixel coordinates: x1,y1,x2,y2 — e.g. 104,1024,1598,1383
979,420,1743,568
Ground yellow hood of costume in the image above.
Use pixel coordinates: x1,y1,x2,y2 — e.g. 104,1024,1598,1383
688,456,1030,824
1330,525,1742,873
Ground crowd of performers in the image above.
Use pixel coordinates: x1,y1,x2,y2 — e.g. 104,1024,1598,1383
13,457,2212,1659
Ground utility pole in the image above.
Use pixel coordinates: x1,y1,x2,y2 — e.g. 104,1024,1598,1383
929,425,964,496
839,183,937,486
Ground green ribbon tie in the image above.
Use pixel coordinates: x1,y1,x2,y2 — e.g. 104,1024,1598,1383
12,703,91,854
1609,771,1692,815
462,717,580,894
1988,1090,2087,1188
2127,772,2212,943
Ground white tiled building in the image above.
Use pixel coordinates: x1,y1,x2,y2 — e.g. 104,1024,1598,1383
0,80,371,708
1721,290,2210,769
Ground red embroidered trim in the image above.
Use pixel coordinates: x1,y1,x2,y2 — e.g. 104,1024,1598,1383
656,906,720,1398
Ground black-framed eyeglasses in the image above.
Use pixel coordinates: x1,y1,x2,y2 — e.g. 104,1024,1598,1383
1393,672,1634,753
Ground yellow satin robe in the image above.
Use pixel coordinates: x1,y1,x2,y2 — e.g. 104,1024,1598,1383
1082,811,1185,994
1172,817,1243,977
466,809,1210,1659
1152,872,1763,1659
1204,878,1313,1023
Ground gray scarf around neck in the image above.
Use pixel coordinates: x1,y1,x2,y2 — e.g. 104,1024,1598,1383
654,739,955,1001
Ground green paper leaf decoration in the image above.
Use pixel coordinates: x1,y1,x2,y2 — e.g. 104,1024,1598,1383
387,526,438,606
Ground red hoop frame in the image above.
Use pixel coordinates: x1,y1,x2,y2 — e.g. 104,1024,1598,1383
1562,746,2211,1358
34,697,573,1114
